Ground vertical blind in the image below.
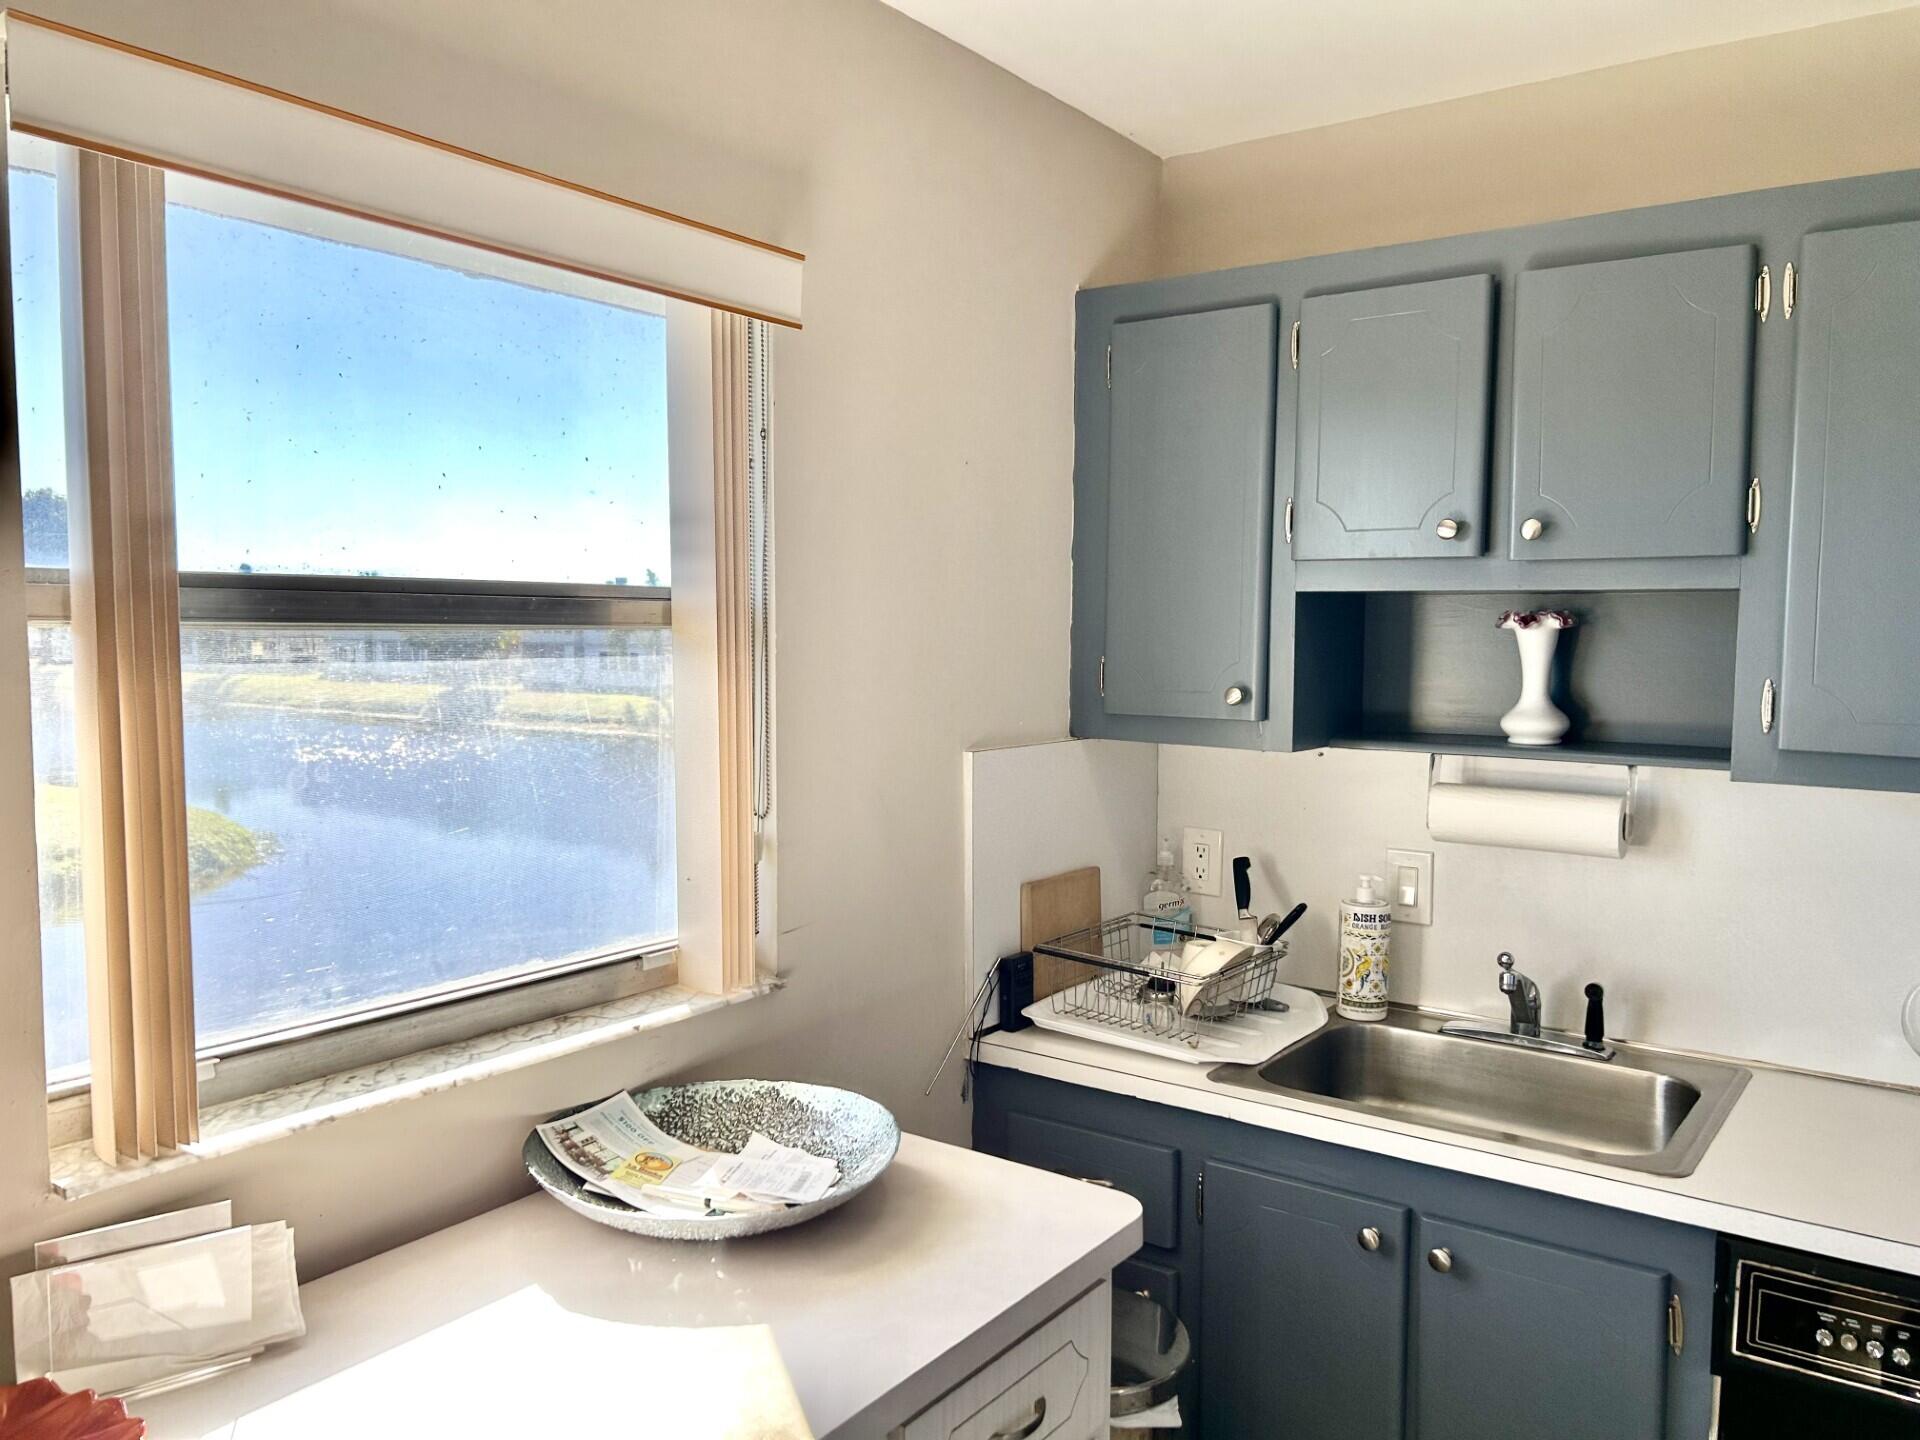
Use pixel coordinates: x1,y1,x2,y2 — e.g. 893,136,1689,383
60,148,199,1162
712,313,759,993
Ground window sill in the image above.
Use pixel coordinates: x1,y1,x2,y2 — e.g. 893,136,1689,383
48,979,778,1201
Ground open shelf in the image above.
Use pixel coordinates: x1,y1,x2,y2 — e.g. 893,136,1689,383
1327,730,1731,770
1292,589,1740,768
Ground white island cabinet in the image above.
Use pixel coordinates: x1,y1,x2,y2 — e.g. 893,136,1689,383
132,1133,1142,1440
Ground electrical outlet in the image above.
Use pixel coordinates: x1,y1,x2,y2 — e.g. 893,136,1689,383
1387,847,1433,925
1182,827,1222,897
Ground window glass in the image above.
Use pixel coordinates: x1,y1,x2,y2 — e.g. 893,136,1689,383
18,145,681,1079
29,624,86,1084
32,623,675,1065
9,154,70,567
165,176,672,586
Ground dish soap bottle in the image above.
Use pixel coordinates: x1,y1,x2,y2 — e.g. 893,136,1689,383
1144,840,1191,945
1338,874,1392,1022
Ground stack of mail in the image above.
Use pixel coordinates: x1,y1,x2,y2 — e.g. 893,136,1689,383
536,1092,840,1219
11,1202,305,1400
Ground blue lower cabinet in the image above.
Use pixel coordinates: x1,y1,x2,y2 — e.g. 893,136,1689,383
1413,1216,1673,1440
1201,1161,1409,1438
973,1067,1713,1439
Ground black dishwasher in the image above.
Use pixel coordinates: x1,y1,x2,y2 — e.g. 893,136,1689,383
1715,1237,1920,1436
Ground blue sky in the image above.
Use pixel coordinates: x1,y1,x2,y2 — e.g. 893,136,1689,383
10,164,671,585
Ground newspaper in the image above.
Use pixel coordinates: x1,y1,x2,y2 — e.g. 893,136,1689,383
537,1093,839,1219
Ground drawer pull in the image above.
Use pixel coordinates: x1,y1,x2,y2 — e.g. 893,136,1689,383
1428,1247,1454,1274
1357,1226,1382,1252
1076,1176,1115,1188
989,1396,1047,1440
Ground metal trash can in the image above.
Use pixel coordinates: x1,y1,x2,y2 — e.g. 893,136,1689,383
1110,1288,1191,1436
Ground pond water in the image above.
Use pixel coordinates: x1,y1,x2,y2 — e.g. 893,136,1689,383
33,634,675,1080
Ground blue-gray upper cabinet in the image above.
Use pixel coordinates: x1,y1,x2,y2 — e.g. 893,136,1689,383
1202,1161,1409,1439
1509,245,1756,561
1102,304,1278,722
1413,1217,1673,1440
1777,220,1920,761
1292,274,1495,560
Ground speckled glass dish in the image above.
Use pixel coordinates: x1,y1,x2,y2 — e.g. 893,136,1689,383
523,1079,900,1239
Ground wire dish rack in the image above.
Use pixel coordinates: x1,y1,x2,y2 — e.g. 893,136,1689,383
1032,913,1286,1050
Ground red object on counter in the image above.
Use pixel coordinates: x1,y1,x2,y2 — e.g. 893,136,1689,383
0,1379,143,1440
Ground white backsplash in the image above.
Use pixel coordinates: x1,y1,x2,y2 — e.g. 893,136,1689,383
1160,745,1920,1088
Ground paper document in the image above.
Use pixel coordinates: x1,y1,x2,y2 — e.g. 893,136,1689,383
11,1220,304,1398
537,1095,840,1217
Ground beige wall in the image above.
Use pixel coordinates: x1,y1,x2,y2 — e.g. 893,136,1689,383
1159,6,1920,274
0,0,1159,1370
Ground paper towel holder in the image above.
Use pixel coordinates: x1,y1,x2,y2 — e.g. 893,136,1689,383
1426,753,1640,846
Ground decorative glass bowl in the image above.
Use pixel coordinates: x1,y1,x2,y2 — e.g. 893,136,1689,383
523,1079,900,1240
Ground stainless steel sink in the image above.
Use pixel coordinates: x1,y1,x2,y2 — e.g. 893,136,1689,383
1209,1007,1749,1176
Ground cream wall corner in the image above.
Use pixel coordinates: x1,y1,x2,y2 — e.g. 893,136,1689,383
1158,5,1920,275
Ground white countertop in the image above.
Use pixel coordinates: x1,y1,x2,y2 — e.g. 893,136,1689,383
979,1024,1920,1277
132,1133,1143,1440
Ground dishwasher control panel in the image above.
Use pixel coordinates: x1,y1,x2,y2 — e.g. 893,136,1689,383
1732,1259,1920,1403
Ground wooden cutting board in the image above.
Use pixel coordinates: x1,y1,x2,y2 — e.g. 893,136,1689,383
1020,866,1103,1003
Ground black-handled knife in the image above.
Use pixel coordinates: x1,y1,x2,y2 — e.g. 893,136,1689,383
1258,901,1308,945
1233,855,1253,921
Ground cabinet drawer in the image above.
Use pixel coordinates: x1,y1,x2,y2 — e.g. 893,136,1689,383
1005,1113,1179,1250
900,1282,1110,1440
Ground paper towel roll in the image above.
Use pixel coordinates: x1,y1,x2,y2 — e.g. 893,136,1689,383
1427,781,1628,858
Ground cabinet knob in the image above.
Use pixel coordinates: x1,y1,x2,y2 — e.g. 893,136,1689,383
1435,517,1460,540
1520,516,1545,542
1428,1247,1454,1274
1357,1226,1382,1252
1224,685,1248,706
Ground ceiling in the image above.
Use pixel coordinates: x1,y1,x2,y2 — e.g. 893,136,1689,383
878,0,1915,157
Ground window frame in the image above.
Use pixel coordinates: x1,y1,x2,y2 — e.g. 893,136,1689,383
16,140,716,1128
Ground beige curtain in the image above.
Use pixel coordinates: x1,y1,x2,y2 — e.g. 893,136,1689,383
710,312,758,992
59,147,199,1163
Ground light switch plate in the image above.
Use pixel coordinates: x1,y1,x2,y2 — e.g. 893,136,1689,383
1182,828,1222,897
1387,848,1433,925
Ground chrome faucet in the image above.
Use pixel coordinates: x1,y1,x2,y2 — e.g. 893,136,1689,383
1497,952,1542,1037
1438,951,1616,1062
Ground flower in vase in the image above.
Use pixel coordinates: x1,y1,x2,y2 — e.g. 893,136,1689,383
1497,609,1578,631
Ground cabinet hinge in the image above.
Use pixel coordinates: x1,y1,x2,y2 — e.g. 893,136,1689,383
1783,261,1797,319
1284,496,1295,545
1668,1293,1685,1356
1746,476,1762,535
1196,1169,1205,1224
1289,319,1300,370
1098,654,1106,698
1755,264,1771,322
1761,678,1776,735
1105,344,1112,390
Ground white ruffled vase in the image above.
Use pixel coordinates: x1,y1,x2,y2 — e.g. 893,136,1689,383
1500,623,1570,746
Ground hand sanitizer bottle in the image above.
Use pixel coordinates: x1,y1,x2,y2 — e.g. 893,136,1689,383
1338,874,1392,1022
1144,840,1191,945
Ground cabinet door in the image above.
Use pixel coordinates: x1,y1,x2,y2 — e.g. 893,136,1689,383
1201,1161,1408,1439
1779,220,1920,759
1103,304,1276,722
1293,274,1494,559
1509,245,1754,560
1413,1217,1671,1440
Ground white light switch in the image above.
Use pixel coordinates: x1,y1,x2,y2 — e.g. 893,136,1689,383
1387,848,1433,925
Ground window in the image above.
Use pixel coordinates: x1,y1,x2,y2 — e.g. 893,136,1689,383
15,136,692,1095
